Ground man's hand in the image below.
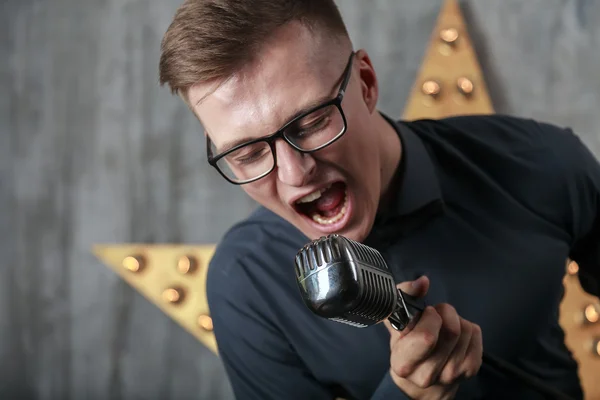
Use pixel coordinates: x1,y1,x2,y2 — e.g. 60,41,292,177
384,276,483,400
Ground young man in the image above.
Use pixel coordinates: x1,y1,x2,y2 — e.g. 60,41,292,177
159,1,599,399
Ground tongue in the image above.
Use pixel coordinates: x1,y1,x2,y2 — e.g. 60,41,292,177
314,183,346,216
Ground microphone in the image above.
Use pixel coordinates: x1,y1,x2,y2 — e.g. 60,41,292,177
294,232,424,331
294,234,574,400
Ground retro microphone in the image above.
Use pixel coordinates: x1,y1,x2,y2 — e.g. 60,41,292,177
294,234,574,400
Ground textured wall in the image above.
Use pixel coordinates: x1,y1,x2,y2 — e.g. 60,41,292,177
2,0,599,399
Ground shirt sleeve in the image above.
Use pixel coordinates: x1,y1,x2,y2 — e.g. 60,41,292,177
207,256,333,399
547,124,600,297
369,372,412,399
207,244,411,400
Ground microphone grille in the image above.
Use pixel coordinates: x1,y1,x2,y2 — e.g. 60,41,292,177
342,237,388,271
327,235,397,325
354,268,397,321
294,234,398,327
329,317,368,328
325,268,397,327
294,234,344,280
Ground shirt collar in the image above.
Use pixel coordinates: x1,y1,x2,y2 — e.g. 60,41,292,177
382,113,443,217
365,114,444,246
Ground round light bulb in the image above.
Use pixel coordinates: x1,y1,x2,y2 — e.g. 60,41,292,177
589,338,600,357
457,77,474,96
163,287,185,304
198,314,214,331
584,304,599,324
440,28,459,44
122,255,145,273
177,255,198,275
422,80,441,97
567,261,579,275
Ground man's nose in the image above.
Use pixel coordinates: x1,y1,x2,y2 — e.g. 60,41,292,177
275,139,316,187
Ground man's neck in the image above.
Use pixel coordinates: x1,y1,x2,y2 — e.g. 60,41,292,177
374,112,403,213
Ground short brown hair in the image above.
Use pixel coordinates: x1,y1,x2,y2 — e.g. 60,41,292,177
158,0,349,99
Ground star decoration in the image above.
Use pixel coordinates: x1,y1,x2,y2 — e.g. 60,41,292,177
93,1,599,396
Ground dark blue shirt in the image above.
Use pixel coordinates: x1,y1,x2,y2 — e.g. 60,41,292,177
206,114,600,400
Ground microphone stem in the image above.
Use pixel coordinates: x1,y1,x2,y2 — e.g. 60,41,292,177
396,290,575,400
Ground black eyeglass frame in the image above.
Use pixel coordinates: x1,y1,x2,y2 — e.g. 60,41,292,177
206,51,356,185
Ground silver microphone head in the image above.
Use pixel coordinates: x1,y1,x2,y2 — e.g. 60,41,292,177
294,234,423,330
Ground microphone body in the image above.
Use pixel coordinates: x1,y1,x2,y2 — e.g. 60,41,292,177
294,233,424,331
294,234,574,400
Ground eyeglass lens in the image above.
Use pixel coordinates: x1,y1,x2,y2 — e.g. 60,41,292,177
215,104,345,183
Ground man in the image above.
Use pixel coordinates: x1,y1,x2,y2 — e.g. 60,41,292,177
158,1,599,399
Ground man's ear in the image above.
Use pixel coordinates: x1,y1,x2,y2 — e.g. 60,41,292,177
355,49,379,113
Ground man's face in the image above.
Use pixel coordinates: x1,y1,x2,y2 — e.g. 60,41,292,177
189,22,386,242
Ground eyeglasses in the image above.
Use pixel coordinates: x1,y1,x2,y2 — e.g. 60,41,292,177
206,52,355,185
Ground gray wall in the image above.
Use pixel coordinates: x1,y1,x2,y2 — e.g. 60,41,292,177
2,0,599,399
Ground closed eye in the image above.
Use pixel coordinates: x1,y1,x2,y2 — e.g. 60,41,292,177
230,146,270,165
289,109,332,138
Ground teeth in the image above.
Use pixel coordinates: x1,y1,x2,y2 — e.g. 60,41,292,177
311,190,348,225
297,190,323,204
296,183,332,204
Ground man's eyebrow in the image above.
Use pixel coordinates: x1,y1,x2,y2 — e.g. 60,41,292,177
214,92,334,154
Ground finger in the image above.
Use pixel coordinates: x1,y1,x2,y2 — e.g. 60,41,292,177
384,319,406,338
383,320,396,338
384,320,404,350
461,324,483,379
438,318,473,385
406,303,462,388
385,308,424,345
397,275,430,298
390,306,442,379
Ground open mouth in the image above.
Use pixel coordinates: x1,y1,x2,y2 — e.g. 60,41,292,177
294,182,350,228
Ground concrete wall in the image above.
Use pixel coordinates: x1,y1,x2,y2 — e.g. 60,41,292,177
2,0,599,398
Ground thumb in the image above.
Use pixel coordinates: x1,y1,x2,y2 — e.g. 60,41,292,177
397,275,430,298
